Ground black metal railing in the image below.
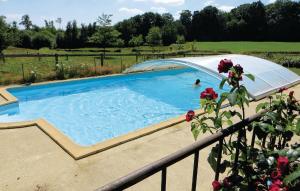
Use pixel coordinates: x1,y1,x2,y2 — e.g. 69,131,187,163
96,111,265,191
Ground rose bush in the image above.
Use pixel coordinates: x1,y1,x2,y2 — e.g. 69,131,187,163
186,59,300,191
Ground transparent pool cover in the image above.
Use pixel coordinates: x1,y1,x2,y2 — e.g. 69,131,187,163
125,54,300,100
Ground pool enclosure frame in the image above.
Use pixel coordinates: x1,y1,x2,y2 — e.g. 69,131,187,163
125,54,300,100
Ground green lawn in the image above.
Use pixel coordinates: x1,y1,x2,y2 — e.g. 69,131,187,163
1,42,300,85
4,41,300,55
187,41,300,53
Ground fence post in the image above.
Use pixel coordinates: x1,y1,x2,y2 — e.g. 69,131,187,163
0,53,5,63
21,63,25,82
120,56,123,72
94,57,97,74
101,54,104,67
37,53,41,61
55,54,58,65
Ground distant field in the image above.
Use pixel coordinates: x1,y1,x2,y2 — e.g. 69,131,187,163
1,41,300,85
188,41,300,53
4,41,300,55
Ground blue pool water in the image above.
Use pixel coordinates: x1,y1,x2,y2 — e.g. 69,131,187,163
0,68,229,146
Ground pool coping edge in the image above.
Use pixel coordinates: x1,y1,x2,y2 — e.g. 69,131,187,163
0,109,205,160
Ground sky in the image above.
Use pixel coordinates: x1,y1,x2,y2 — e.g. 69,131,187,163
0,0,279,27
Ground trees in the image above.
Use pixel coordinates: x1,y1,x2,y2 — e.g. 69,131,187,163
0,16,9,53
228,1,266,40
192,6,226,41
63,21,79,48
31,31,54,49
89,27,121,49
19,14,32,30
146,27,162,46
1,1,300,51
266,0,300,41
89,14,122,52
128,35,144,47
55,18,62,29
179,10,192,40
161,24,177,45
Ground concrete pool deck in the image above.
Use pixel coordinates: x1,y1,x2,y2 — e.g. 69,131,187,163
0,84,299,191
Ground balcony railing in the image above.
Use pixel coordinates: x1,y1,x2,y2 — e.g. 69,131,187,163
96,111,265,191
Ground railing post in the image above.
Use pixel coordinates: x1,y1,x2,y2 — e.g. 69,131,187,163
191,151,199,191
233,129,242,174
214,138,223,181
161,168,167,191
250,127,256,148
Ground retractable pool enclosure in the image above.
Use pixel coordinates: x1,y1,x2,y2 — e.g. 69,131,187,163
125,54,300,100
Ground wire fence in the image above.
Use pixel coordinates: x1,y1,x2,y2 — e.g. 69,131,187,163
0,51,299,85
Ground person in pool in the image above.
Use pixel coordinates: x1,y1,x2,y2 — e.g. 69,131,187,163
194,79,201,87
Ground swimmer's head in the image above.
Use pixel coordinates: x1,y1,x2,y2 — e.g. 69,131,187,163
195,79,201,85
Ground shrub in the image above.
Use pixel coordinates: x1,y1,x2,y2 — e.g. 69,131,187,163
128,35,144,47
31,31,54,49
18,31,32,48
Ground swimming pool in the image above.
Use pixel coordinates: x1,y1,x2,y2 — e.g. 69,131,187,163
0,68,229,146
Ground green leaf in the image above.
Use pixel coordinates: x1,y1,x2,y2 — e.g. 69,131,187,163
191,123,200,140
228,92,237,106
235,112,243,120
256,102,269,113
222,111,232,119
219,78,227,89
296,118,300,136
207,146,218,172
259,123,275,133
227,120,233,126
283,167,300,186
244,73,255,81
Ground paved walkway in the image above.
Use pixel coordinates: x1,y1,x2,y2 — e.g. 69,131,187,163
0,85,299,191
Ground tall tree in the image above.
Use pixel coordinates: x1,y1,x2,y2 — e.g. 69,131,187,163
191,6,226,40
0,16,9,53
179,10,192,40
161,23,177,45
55,17,62,29
128,35,144,47
89,14,121,54
19,14,32,30
146,26,162,47
266,0,300,41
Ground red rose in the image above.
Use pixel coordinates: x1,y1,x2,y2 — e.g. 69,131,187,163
218,59,233,73
212,180,222,191
185,110,195,122
271,169,282,180
273,179,283,186
228,71,235,78
289,91,294,99
223,177,232,188
200,88,218,100
269,184,281,191
234,64,244,75
278,87,288,93
277,156,289,173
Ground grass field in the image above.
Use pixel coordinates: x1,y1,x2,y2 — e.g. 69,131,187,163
188,41,300,53
1,41,300,85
